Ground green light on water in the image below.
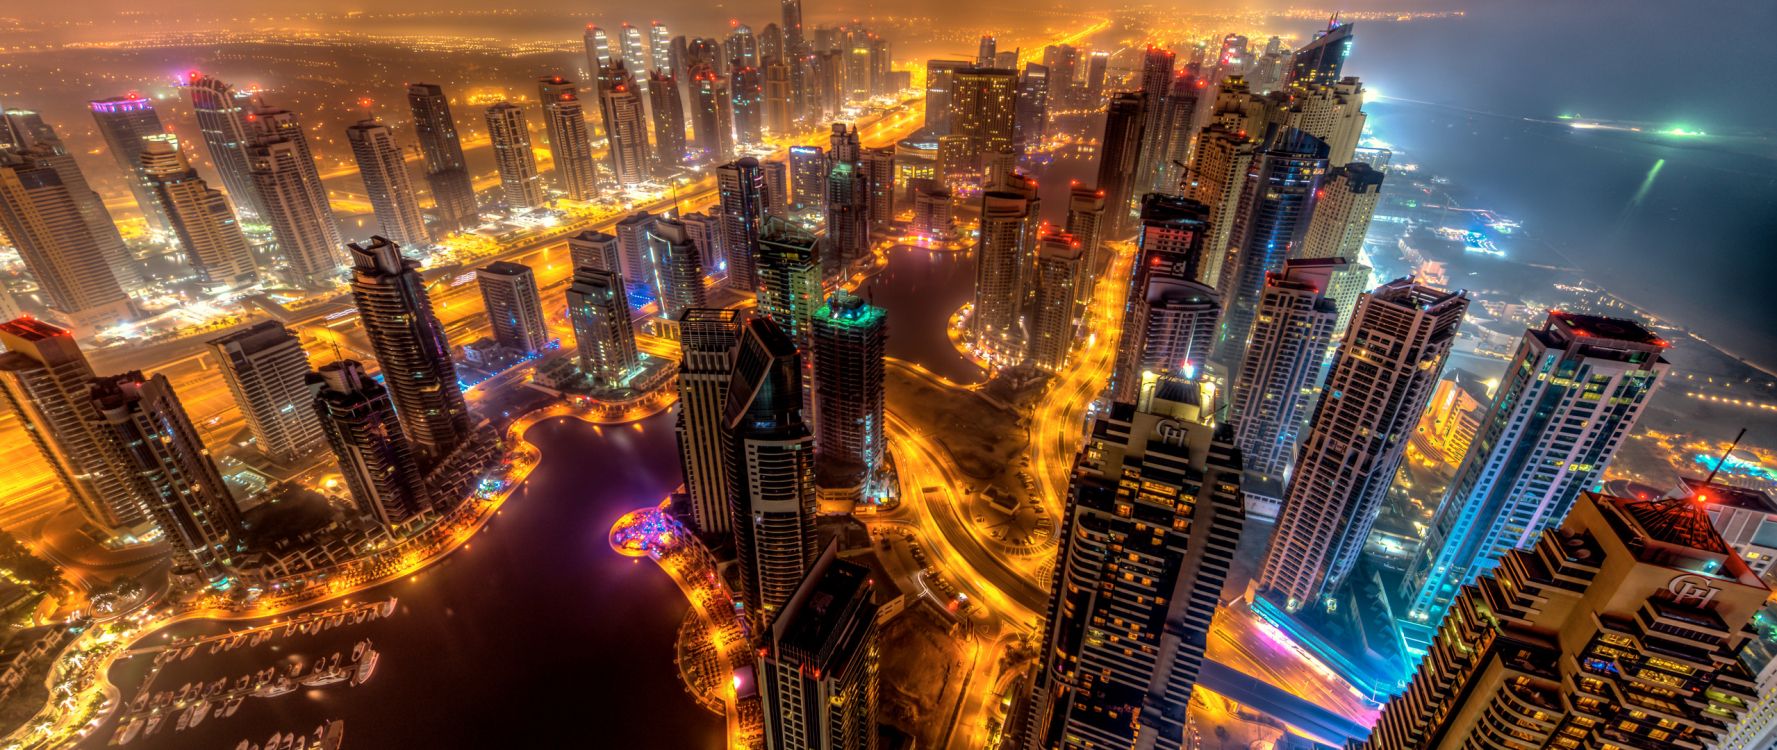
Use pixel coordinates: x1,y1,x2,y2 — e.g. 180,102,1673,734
1662,126,1707,137
1555,113,1577,120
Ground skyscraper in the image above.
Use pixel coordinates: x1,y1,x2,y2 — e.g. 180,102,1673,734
1297,162,1384,263
1151,73,1206,195
90,372,241,584
208,321,323,464
760,542,880,750
1133,47,1177,199
1227,258,1340,477
764,63,793,136
730,66,765,145
644,218,707,321
347,237,471,464
1214,127,1328,368
1027,230,1085,371
139,140,257,286
950,67,1020,170
568,230,622,275
310,359,432,531
1095,93,1146,237
824,160,871,271
812,291,886,491
1182,126,1256,289
725,317,818,620
597,68,653,188
1042,45,1079,109
485,103,546,209
648,72,687,172
970,173,1040,364
477,261,549,356
346,118,430,247
538,77,600,200
1399,312,1670,647
860,147,895,234
1014,63,1049,148
1358,490,1765,750
1025,374,1245,750
788,145,825,212
717,157,769,292
679,211,725,275
1282,77,1366,165
1109,194,1214,403
762,158,790,219
614,211,658,295
407,83,479,233
1285,21,1354,90
0,318,143,532
1084,52,1108,104
620,23,653,93
923,60,969,133
1256,279,1467,612
584,25,614,74
1064,185,1105,307
566,267,638,388
675,308,742,534
247,106,344,287
689,70,728,162
181,73,265,219
2,108,141,293
0,151,134,329
976,35,997,67
88,95,172,234
756,219,823,344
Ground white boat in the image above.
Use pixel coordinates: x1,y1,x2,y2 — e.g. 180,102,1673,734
299,669,349,688
265,733,283,749
188,700,211,729
315,720,344,750
110,716,140,745
174,706,192,732
144,712,164,735
350,640,368,662
180,645,196,660
221,695,244,717
350,649,379,686
252,679,296,698
379,598,397,617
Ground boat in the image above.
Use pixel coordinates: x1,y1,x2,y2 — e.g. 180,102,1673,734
188,700,211,729
350,640,368,662
174,706,193,732
209,677,228,695
265,733,283,749
109,716,140,745
221,695,244,717
252,678,296,698
290,735,307,750
144,713,165,736
130,692,150,713
315,720,345,750
379,598,397,617
180,645,196,660
350,648,379,686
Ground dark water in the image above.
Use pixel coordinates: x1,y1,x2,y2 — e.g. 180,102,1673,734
856,246,983,383
87,410,725,750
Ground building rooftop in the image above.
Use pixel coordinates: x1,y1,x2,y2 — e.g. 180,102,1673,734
1683,477,1777,513
773,547,875,669
479,260,532,277
0,317,68,342
1547,310,1667,348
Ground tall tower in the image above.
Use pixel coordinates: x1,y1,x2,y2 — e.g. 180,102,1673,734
716,157,769,292
1297,162,1384,262
689,70,727,162
1027,230,1085,372
760,542,880,750
1109,194,1214,403
923,60,968,134
88,95,173,234
583,25,614,75
615,211,658,294
1226,258,1340,477
1282,78,1366,165
485,102,546,209
406,83,479,233
970,173,1040,365
538,77,600,200
1025,374,1245,750
476,261,549,356
246,107,344,287
1399,312,1669,646
1285,20,1354,90
207,321,324,464
566,266,638,388
1133,47,1177,199
1064,185,1105,307
1014,63,1049,149
859,148,895,234
309,359,432,531
1,109,140,293
1183,126,1256,289
598,68,653,188
764,62,793,136
568,230,622,275
824,161,871,271
1255,279,1467,612
347,237,471,464
762,159,790,219
788,145,825,212
180,73,265,219
1358,491,1766,750
648,72,687,172
0,151,134,329
675,308,742,534
725,317,818,620
1214,126,1328,368
0,318,143,532
756,219,823,344
1094,92,1146,237
139,140,257,285
731,66,764,145
951,67,1019,170
346,118,430,248
976,35,997,67
1151,73,1205,195
620,23,653,92
812,291,887,492
90,372,241,584
644,218,707,321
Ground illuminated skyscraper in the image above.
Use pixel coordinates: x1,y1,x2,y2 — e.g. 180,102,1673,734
0,151,134,328
566,266,637,388
860,147,895,233
1282,77,1366,165
717,157,769,292
1227,258,1340,477
762,159,790,219
1151,73,1206,195
538,77,600,200
1095,93,1146,237
674,308,742,534
648,72,687,172
1042,44,1079,109
208,321,323,464
1214,127,1328,368
615,210,657,294
1399,312,1669,649
140,140,256,286
970,173,1040,364
1359,491,1764,750
568,230,622,275
180,73,264,219
649,21,673,76
951,67,1019,170
1133,47,1177,199
1025,374,1244,750
1064,185,1105,306
88,95,172,234
1182,126,1255,289
346,118,430,248
788,145,825,212
484,102,546,209
923,59,968,134
976,35,997,67
2,109,142,290
1109,194,1214,403
406,83,478,233
811,291,886,494
724,317,818,620
689,70,729,162
1015,63,1049,148
347,237,471,464
730,66,764,144
1084,52,1108,104
825,161,871,271
764,62,793,135
246,106,344,287
309,359,432,532
584,25,614,74
1297,162,1384,262
1027,230,1084,372
756,219,823,344
620,23,652,94
598,72,653,187
1286,20,1354,90
644,218,707,321
680,211,725,275
760,542,880,750
1256,279,1466,612
476,261,549,356
90,371,241,584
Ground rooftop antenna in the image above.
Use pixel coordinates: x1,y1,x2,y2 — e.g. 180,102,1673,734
1702,427,1748,485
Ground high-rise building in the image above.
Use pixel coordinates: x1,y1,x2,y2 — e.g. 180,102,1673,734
0,318,143,532
649,21,673,76
1133,47,1178,200
859,148,895,234
477,261,549,356
1064,185,1106,307
1227,258,1340,477
620,23,653,92
760,542,880,750
811,291,886,490
1027,231,1085,371
346,118,430,248
180,73,265,219
208,321,323,464
1297,161,1384,263
1109,194,1214,402
1399,312,1670,647
764,62,793,136
347,237,471,464
1042,44,1079,109
584,25,614,74
309,359,432,531
976,35,997,67
566,266,638,388
756,219,823,344
0,151,134,328
1151,73,1206,195
90,372,241,584
246,107,344,287
1182,126,1256,289
950,67,1020,170
675,308,742,534
485,103,546,209
970,173,1040,364
568,230,622,275
824,161,871,271
762,158,790,219
1282,77,1366,165
644,218,707,321
1,110,140,293
1358,490,1765,750
406,83,479,233
138,140,257,286
1214,127,1328,368
1083,52,1109,104
1255,279,1467,612
615,210,658,293
680,211,725,275
1286,21,1354,90
923,60,969,133
828,122,861,163
731,66,764,144
88,95,172,234
725,317,818,620
649,72,687,172
1130,277,1220,386
1015,63,1049,148
1025,374,1245,750
538,77,600,200
912,184,954,240
689,70,727,162
1095,93,1146,237
788,145,825,212
717,157,769,292
595,68,652,188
